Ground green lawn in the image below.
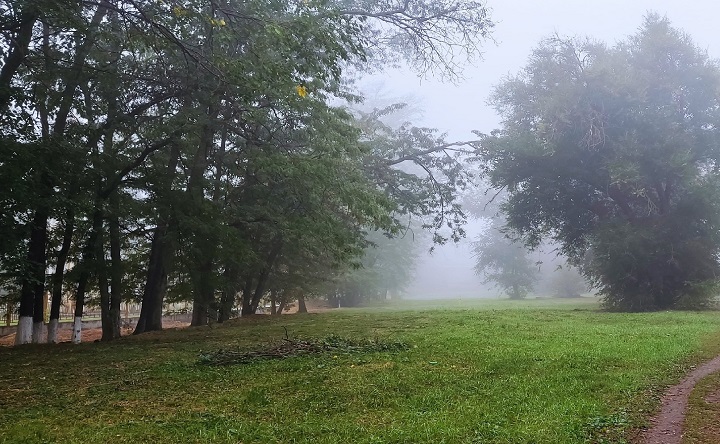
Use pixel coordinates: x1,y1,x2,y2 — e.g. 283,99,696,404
2,298,720,443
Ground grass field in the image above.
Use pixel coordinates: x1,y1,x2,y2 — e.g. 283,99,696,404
2,298,720,443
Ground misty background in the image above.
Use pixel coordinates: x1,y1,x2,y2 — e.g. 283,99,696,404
365,0,720,299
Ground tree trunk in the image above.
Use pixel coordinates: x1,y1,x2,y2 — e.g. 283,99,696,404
249,272,270,314
218,263,239,323
134,146,180,335
190,259,215,326
16,206,49,345
187,104,219,326
31,287,46,344
240,277,254,316
99,216,122,341
277,299,287,315
71,208,103,344
72,268,89,345
48,207,75,343
98,241,113,341
246,239,283,314
270,289,277,315
0,7,38,111
108,212,122,339
134,223,171,334
297,293,308,313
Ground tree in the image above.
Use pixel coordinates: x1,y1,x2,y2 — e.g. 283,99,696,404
324,228,422,306
546,264,587,298
478,15,720,310
472,223,537,299
338,0,494,79
1,0,495,343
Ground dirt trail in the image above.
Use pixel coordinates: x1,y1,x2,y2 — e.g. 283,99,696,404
640,355,720,444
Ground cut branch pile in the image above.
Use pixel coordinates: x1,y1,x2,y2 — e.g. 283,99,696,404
198,334,411,366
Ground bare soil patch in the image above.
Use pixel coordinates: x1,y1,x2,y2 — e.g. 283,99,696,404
0,320,190,346
639,355,720,444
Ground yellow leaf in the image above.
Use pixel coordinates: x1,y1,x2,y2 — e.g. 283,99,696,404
173,6,187,16
295,85,308,98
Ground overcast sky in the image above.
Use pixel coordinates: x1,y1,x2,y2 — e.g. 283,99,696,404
371,0,720,140
377,0,720,299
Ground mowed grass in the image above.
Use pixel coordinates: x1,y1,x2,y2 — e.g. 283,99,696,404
2,298,720,444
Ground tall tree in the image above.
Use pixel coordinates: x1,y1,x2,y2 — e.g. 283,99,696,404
478,16,720,310
472,223,537,299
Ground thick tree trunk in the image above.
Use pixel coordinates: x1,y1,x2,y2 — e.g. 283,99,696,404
239,276,254,316
48,207,74,343
134,223,171,334
218,291,234,323
190,259,215,326
31,287,46,344
16,206,49,345
244,239,283,315
134,145,180,335
71,316,82,344
47,319,60,344
297,293,308,313
15,317,32,344
270,289,277,315
277,299,287,315
187,105,219,326
249,272,270,314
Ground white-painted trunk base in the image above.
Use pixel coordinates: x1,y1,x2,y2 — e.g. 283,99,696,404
32,321,45,343
47,319,60,344
72,317,82,344
14,316,33,345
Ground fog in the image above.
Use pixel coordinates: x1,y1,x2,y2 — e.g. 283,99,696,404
367,0,720,299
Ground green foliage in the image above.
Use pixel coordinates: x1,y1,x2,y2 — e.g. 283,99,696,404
322,229,422,306
548,265,588,298
478,15,720,310
473,223,538,299
357,105,472,244
0,0,495,330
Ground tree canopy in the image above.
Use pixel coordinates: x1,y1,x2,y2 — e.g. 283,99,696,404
478,15,720,310
472,222,537,300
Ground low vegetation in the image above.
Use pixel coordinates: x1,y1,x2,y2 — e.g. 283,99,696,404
684,369,720,443
3,299,720,443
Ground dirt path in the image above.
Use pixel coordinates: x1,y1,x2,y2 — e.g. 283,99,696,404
640,355,720,444
0,320,190,346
